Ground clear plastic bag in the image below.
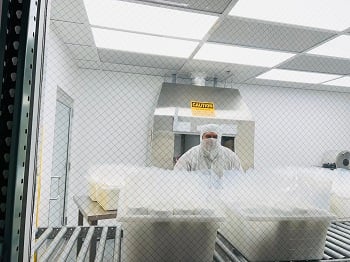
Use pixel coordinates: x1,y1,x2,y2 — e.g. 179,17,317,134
221,167,333,212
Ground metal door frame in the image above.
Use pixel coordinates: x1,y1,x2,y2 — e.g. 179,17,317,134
49,87,73,226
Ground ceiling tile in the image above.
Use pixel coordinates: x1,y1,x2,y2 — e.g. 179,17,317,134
76,60,102,69
279,54,350,75
76,60,174,76
101,63,175,76
179,60,268,82
134,0,235,14
208,17,336,52
50,21,95,46
51,0,89,23
98,48,186,70
67,44,99,61
316,85,350,93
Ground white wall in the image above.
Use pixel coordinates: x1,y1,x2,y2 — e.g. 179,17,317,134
239,85,350,170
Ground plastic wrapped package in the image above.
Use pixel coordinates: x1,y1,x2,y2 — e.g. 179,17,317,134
237,167,333,210
300,175,333,211
87,164,126,209
218,168,335,261
220,205,335,261
271,166,350,216
117,168,223,262
147,168,174,215
120,220,220,262
117,168,217,218
172,170,211,213
220,170,285,208
276,167,333,210
87,165,105,201
249,166,350,219
118,166,160,214
96,184,120,211
87,176,98,201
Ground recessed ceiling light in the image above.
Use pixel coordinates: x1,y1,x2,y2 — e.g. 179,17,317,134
257,69,341,84
323,76,350,87
193,43,294,67
84,0,218,40
229,0,350,31
91,28,199,58
307,35,350,59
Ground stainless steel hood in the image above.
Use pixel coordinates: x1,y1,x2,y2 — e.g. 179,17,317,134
150,82,255,170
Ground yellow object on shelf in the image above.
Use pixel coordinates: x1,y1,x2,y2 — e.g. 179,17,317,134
96,185,120,211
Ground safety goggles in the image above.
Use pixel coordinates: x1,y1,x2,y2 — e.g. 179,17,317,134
203,134,218,139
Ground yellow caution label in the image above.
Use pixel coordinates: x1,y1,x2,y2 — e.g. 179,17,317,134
191,101,215,117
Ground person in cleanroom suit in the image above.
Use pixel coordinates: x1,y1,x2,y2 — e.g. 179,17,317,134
174,124,243,177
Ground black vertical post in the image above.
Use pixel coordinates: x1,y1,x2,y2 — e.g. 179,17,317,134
0,0,47,261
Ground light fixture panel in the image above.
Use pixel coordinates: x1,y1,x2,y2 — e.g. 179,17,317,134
84,0,218,40
92,28,199,58
194,43,294,67
307,35,350,59
257,69,341,84
229,0,350,31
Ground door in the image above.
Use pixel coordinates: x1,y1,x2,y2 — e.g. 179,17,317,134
48,89,73,226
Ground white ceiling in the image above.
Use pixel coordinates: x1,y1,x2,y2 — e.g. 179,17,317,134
50,0,350,92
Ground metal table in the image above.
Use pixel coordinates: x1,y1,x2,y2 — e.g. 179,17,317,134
73,195,117,226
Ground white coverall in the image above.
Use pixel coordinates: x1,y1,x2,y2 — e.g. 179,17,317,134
174,124,243,177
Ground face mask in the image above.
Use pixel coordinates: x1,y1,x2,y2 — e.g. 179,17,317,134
201,138,219,152
201,138,219,161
